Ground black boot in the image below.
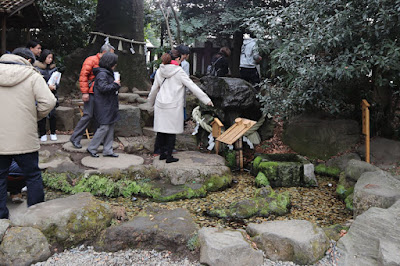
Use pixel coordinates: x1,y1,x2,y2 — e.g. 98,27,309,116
166,156,179,163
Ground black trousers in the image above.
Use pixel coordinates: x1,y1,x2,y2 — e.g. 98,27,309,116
240,67,261,85
157,132,176,157
38,108,57,136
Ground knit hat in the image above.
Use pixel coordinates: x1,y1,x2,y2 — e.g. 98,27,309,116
176,44,190,55
12,48,35,64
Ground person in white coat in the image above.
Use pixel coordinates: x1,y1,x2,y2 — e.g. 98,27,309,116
148,50,214,163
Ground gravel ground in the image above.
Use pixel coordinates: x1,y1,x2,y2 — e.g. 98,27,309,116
33,241,341,266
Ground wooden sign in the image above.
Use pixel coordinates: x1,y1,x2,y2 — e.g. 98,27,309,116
216,118,256,145
216,118,256,171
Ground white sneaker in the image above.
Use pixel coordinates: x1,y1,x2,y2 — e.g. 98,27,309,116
50,134,57,141
40,135,47,142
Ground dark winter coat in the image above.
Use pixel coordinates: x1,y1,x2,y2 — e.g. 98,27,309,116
211,53,229,77
34,61,59,99
93,67,121,125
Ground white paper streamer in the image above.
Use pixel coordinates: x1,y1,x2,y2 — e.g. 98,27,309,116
192,122,200,135
207,133,215,150
243,136,254,149
228,144,234,150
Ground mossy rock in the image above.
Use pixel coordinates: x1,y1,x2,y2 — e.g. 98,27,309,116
323,224,349,241
43,172,233,202
255,172,270,187
252,154,315,187
206,186,290,219
344,193,354,211
336,172,355,200
314,164,341,177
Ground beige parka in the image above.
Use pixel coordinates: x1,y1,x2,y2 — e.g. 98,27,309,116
0,54,57,155
148,64,211,134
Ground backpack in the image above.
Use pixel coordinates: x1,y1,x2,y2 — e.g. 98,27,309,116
206,56,222,76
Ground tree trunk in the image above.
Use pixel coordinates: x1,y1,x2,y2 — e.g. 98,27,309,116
231,30,244,78
92,0,150,90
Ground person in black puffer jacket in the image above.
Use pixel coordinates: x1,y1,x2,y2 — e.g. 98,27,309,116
34,49,59,142
86,53,121,158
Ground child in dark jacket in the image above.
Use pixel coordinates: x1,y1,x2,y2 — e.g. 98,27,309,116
86,52,121,157
34,49,59,141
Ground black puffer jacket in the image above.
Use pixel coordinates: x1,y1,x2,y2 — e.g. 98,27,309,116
93,67,121,125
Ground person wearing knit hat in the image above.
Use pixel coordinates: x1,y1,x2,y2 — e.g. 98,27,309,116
11,48,36,64
0,47,57,219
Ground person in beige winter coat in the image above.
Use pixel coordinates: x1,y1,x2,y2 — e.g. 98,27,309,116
0,48,56,219
148,50,213,163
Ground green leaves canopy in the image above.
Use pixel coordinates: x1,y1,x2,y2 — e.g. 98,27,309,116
247,0,400,118
35,0,97,56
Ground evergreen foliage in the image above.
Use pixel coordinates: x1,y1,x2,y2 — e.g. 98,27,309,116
246,0,400,120
35,0,97,56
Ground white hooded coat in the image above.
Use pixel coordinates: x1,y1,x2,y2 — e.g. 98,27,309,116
148,63,211,134
0,54,56,155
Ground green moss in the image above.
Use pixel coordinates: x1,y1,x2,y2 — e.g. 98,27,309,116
187,234,200,251
255,172,270,187
345,193,354,211
225,150,237,169
323,224,350,241
336,185,354,200
253,156,263,172
315,164,341,177
205,175,233,192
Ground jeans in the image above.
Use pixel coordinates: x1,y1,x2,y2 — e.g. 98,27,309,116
0,152,44,219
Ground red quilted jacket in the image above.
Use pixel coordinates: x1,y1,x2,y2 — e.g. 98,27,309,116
79,53,101,94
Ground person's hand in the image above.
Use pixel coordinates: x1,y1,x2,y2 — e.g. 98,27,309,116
49,84,56,91
207,101,214,107
115,80,121,86
82,93,90,102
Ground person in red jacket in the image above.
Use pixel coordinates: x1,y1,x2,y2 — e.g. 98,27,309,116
70,43,115,148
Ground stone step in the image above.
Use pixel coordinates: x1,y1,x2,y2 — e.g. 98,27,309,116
143,127,156,137
135,90,150,96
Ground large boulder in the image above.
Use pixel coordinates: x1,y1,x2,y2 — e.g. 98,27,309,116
247,220,330,265
200,76,261,126
283,114,360,160
345,159,381,184
0,219,11,240
55,106,75,131
326,153,361,171
115,105,142,137
0,227,51,266
357,137,400,168
96,208,198,255
153,151,230,185
353,170,400,217
198,227,264,266
58,47,88,96
10,193,113,248
338,200,400,266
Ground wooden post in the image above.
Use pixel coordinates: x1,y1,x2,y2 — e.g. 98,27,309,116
238,137,243,171
211,118,223,155
1,16,6,55
361,99,370,163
